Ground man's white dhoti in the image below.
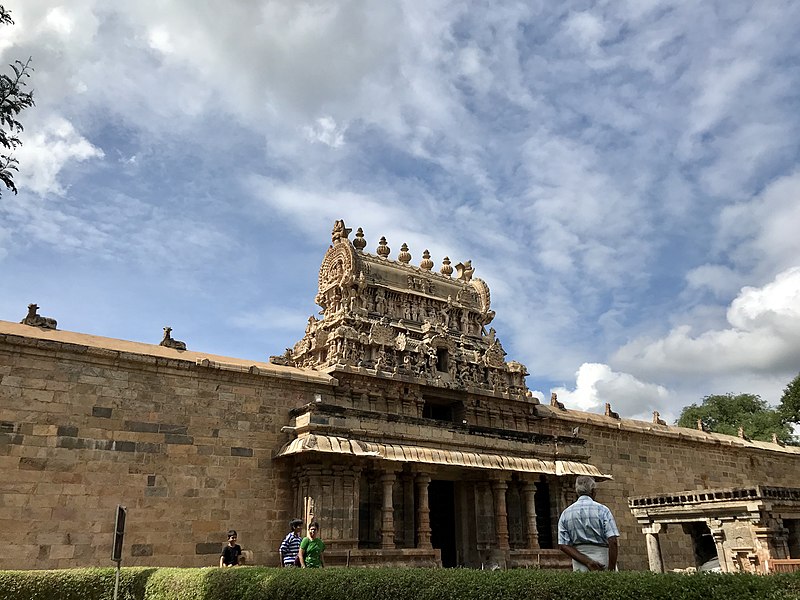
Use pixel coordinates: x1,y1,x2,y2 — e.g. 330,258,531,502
571,544,610,572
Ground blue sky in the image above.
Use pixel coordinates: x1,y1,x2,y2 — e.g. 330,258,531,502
2,1,799,422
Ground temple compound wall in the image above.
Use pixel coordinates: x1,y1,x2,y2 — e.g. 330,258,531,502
2,220,800,572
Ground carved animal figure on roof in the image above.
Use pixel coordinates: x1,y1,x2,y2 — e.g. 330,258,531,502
696,418,707,432
270,348,294,366
772,433,785,446
455,260,475,282
737,426,751,441
604,402,620,419
20,304,57,329
331,219,352,243
550,392,566,411
159,327,186,351
653,411,667,426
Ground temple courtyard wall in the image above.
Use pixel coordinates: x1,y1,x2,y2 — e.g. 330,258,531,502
2,320,800,571
538,412,800,570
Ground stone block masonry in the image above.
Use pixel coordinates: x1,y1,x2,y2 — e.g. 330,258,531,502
0,321,335,569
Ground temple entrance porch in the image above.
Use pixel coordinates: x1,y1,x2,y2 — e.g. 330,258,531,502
287,458,574,568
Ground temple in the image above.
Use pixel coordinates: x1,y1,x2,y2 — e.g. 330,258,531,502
268,220,606,567
2,219,800,571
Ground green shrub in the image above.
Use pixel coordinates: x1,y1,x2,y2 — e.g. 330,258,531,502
1,567,800,600
0,567,155,600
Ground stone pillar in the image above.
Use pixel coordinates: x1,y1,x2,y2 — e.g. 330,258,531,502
708,519,728,572
642,523,664,573
380,471,397,549
402,472,415,548
522,481,540,549
416,473,432,549
491,477,510,550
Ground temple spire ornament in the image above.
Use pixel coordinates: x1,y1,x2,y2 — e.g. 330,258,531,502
420,249,433,271
353,227,367,251
377,236,390,259
398,243,411,264
440,256,453,277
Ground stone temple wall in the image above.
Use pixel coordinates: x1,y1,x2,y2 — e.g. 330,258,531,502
535,411,800,571
2,320,800,571
0,322,335,569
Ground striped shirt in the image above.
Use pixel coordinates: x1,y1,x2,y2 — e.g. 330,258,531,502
557,495,620,547
279,532,302,566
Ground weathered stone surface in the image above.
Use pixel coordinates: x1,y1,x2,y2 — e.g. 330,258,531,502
2,221,800,572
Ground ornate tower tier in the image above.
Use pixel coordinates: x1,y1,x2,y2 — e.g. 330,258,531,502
270,219,535,401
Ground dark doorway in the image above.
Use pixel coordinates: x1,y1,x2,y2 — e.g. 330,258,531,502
429,480,457,567
534,480,553,548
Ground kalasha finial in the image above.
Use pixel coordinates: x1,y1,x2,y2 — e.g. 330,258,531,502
398,243,411,264
420,249,433,271
353,227,367,251
377,236,390,259
440,256,453,277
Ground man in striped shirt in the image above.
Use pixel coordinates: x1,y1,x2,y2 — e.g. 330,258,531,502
557,476,620,571
279,519,303,567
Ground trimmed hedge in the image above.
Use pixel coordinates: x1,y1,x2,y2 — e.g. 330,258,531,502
2,567,800,600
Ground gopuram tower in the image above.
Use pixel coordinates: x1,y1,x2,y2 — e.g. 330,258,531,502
272,219,531,399
270,220,605,569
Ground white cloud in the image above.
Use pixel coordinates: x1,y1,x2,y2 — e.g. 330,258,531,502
563,11,607,54
303,116,346,148
14,116,104,196
717,171,800,280
43,6,74,35
685,264,741,299
552,363,671,419
614,267,800,378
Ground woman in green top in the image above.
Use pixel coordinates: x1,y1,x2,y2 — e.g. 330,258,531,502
299,521,325,568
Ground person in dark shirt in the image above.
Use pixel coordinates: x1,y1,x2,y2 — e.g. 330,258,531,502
220,530,242,567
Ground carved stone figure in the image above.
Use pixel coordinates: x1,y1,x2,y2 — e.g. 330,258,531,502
455,260,475,282
550,392,566,411
331,219,352,243
460,309,470,334
375,289,386,315
160,327,187,351
20,304,57,329
604,403,620,419
269,348,294,366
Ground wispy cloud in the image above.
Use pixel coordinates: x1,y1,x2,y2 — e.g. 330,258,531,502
2,0,799,417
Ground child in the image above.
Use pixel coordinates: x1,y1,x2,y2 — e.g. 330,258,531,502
298,521,325,568
279,519,303,567
220,530,242,567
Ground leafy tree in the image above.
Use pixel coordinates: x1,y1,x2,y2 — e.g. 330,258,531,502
676,393,792,443
778,372,800,424
1,4,35,197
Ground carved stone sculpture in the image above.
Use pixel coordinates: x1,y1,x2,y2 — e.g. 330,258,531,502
159,327,186,351
274,219,538,401
20,304,57,329
550,392,566,410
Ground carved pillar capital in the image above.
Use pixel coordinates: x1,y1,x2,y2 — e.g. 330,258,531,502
641,523,663,535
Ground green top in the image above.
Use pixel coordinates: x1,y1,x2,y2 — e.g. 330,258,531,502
300,536,325,568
